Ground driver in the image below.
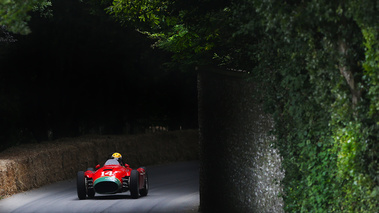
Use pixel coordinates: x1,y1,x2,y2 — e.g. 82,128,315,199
109,152,125,166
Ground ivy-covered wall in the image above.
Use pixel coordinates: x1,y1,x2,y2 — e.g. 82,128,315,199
198,68,284,212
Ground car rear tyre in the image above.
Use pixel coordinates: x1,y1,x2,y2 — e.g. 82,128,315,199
139,167,149,196
77,171,87,200
130,170,139,199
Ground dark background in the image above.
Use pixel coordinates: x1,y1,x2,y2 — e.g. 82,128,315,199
0,0,198,151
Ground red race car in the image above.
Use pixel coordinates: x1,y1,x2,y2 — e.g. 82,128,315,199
76,159,149,199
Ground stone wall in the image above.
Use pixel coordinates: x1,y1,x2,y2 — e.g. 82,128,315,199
198,68,284,212
0,130,199,198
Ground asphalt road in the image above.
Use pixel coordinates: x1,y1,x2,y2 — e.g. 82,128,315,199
0,161,199,213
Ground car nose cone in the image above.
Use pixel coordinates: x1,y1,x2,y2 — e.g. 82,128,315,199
94,176,122,194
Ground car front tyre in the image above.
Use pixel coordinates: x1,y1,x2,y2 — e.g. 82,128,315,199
77,171,87,200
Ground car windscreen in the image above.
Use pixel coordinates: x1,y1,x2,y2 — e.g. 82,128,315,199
104,159,119,166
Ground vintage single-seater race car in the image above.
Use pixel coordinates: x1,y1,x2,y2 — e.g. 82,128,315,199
76,159,149,199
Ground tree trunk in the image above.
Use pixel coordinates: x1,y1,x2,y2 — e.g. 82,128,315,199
338,39,361,109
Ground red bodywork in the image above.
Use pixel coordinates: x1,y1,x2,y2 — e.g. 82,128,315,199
84,162,146,194
77,159,148,199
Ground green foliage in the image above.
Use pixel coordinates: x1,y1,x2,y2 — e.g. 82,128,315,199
0,0,52,34
106,0,232,68
245,1,378,212
332,122,378,211
107,0,172,28
362,27,379,118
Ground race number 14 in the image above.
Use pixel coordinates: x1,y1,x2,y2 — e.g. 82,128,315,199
101,171,113,176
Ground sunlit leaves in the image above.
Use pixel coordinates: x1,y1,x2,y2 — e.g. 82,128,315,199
107,0,230,68
107,0,175,30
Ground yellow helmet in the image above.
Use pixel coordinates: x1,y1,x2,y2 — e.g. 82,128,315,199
112,152,122,159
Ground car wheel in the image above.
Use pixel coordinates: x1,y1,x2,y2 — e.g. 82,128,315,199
77,171,87,200
130,170,139,199
139,167,148,196
87,167,95,172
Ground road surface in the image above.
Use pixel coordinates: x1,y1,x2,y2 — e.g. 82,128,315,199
0,161,199,213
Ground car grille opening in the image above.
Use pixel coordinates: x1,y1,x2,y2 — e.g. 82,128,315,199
94,181,119,194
